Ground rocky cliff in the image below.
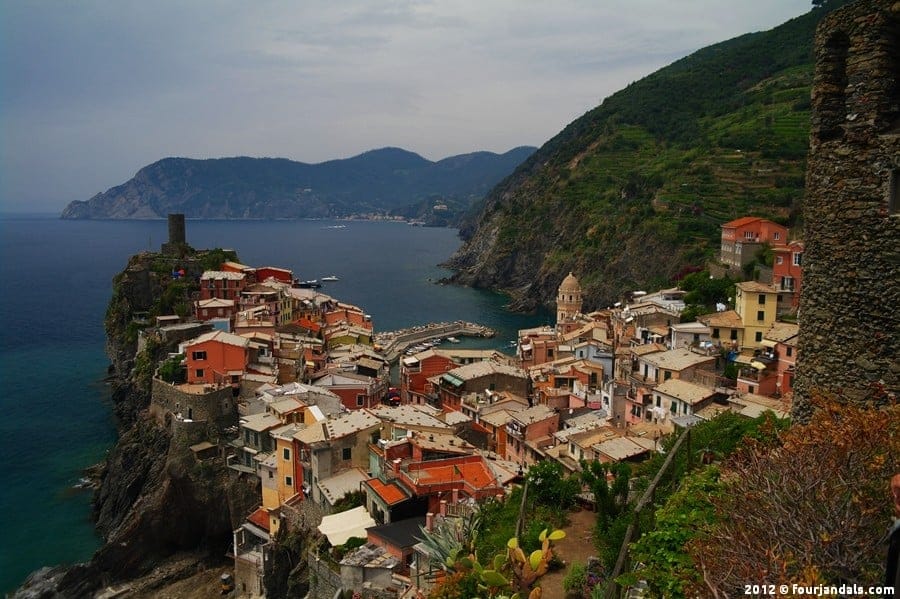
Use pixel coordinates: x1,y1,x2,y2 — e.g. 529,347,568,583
447,2,848,311
14,248,258,598
60,147,535,221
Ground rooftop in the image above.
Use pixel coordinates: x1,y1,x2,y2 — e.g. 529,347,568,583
187,330,250,349
642,348,716,371
411,431,475,454
764,322,800,345
654,379,716,405
445,360,526,382
366,517,426,549
509,404,556,425
365,478,410,506
201,270,246,280
593,436,656,461
369,405,450,430
699,310,744,329
241,412,282,433
325,410,382,439
317,467,369,505
736,281,779,294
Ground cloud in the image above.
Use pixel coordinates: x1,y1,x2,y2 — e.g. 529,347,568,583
0,0,812,212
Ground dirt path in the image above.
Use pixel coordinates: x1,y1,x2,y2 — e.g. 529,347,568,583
539,509,597,599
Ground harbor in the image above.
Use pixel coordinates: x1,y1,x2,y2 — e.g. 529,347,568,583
374,320,496,362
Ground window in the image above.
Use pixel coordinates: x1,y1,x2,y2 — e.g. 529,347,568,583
192,350,207,361
744,231,754,239
758,295,766,305
773,232,780,241
664,371,672,381
776,256,784,265
781,277,795,292
283,448,290,461
285,476,293,487
356,395,365,407
757,310,765,321
267,470,273,479
670,401,677,413
342,447,352,461
787,347,793,357
755,332,763,343
748,385,755,394
547,348,554,358
656,396,661,407
712,328,720,339
730,330,738,341
793,253,802,266
195,369,204,378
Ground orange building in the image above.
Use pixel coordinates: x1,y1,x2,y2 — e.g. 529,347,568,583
184,330,250,386
199,270,247,301
400,349,458,405
720,217,789,270
772,241,804,312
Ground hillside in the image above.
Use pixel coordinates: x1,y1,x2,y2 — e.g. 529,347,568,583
447,2,848,310
60,146,536,220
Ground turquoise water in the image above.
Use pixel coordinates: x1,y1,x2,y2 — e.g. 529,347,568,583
0,215,547,593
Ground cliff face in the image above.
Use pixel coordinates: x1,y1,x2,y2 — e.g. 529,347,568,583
60,147,535,221
15,249,257,599
448,3,848,310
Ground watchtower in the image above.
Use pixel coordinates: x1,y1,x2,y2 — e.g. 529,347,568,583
161,213,187,256
794,0,899,419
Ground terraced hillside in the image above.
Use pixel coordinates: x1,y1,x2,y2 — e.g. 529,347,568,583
448,2,846,311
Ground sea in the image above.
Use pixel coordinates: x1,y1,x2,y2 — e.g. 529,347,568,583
0,214,548,594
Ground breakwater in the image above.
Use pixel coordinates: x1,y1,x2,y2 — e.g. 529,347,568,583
374,321,495,362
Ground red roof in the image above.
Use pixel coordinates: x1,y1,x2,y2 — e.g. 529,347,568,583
722,216,762,228
247,507,270,532
412,459,497,489
367,479,408,505
295,317,322,333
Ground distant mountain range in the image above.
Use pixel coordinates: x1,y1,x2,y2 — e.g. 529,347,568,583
60,146,536,221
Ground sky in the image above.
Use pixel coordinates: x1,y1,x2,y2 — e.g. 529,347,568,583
0,0,814,213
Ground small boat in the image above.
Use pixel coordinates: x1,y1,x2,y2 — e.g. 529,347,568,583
447,337,460,343
321,275,340,282
297,280,322,289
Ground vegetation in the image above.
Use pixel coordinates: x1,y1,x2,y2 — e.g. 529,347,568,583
331,490,365,513
453,0,851,308
688,401,899,595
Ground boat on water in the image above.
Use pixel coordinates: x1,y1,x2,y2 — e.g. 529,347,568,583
297,280,322,289
321,275,340,282
447,337,460,343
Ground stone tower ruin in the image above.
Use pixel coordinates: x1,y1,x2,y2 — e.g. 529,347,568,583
161,213,187,256
793,0,900,420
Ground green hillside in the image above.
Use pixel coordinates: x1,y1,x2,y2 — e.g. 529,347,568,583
449,1,847,310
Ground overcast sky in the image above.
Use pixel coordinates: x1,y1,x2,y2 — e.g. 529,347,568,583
0,1,813,213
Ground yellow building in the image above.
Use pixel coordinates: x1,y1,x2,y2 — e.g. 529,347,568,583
734,281,779,349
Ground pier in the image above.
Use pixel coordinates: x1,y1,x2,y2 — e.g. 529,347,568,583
375,321,495,362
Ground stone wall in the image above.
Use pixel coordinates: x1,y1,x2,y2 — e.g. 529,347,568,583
150,377,237,430
795,0,900,419
308,552,342,599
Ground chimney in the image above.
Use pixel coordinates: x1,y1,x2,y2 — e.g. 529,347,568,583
451,488,459,504
440,499,447,516
392,458,401,477
425,512,434,532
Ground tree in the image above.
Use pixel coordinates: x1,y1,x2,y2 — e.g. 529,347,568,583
525,460,580,510
687,401,899,595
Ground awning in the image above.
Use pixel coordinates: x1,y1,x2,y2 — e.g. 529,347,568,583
750,361,767,371
317,505,376,545
760,339,777,348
